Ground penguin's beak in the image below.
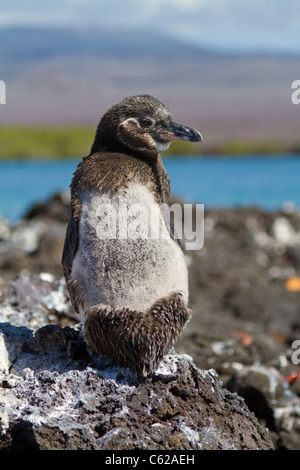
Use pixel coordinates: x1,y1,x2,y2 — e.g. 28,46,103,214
160,122,203,143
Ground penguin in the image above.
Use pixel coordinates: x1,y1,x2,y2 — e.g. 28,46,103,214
62,94,203,376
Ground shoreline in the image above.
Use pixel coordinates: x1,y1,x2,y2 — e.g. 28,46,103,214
0,125,300,159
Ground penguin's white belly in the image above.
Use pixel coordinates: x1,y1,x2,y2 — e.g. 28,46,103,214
71,183,188,319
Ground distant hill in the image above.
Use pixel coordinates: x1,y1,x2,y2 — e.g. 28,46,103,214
1,26,299,150
1,26,211,77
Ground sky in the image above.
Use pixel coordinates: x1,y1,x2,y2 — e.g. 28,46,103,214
0,0,300,54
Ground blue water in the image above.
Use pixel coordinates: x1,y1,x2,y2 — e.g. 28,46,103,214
0,155,299,221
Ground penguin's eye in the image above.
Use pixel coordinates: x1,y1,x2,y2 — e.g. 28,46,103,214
141,118,153,128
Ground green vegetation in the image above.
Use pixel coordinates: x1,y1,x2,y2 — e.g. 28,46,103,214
0,125,95,158
216,139,291,155
164,140,203,156
168,138,299,156
0,125,298,159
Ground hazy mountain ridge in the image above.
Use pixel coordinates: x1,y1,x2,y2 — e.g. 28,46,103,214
1,26,212,73
1,26,299,149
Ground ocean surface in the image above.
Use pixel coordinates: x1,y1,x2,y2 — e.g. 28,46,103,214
0,155,299,221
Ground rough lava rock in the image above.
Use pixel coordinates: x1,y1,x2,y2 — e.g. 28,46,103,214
0,322,273,450
227,364,300,450
2,194,300,449
0,272,77,329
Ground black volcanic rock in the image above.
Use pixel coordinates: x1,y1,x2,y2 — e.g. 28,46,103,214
0,322,273,450
1,193,300,449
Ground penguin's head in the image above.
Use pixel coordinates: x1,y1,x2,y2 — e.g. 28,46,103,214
91,94,203,155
